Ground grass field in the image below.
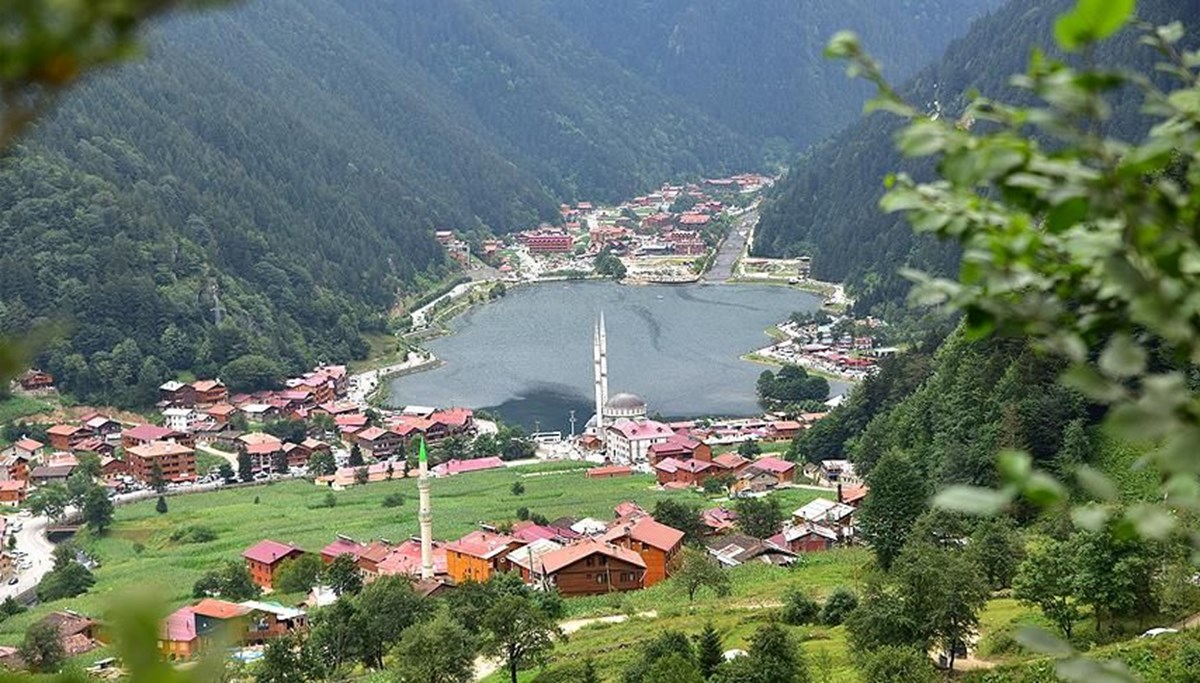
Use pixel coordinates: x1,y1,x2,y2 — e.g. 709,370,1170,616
0,468,833,649
0,395,53,427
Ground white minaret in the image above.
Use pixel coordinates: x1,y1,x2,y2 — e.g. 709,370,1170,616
599,312,610,424
593,321,605,446
417,438,434,581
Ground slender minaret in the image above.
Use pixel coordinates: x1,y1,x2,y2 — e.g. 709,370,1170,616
593,321,604,444
599,312,610,437
417,436,434,581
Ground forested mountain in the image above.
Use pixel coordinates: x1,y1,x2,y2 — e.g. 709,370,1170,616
0,0,999,407
754,0,1200,314
539,0,1002,154
795,331,1089,487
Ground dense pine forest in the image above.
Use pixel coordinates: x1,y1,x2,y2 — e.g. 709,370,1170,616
0,0,996,408
754,0,1200,315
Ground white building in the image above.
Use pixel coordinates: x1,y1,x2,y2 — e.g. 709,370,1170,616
605,417,672,464
162,407,196,433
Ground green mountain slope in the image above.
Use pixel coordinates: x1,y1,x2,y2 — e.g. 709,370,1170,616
538,0,1002,152
0,0,996,407
754,0,1200,314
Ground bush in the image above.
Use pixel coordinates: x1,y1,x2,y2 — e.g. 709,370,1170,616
168,525,218,544
382,493,405,508
309,492,337,509
821,587,859,626
780,590,820,625
858,646,938,683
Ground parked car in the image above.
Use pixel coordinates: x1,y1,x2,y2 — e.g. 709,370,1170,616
7,577,17,585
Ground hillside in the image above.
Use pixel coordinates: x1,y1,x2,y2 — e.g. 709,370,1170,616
753,0,1200,314
0,0,998,407
539,0,1003,154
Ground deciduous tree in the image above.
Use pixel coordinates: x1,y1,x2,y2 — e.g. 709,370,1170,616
482,595,561,683
857,451,927,570
670,547,731,602
19,620,64,673
392,607,477,683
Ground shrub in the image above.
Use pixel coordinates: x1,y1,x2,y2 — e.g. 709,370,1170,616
168,525,218,544
821,587,859,626
780,590,820,625
382,493,405,508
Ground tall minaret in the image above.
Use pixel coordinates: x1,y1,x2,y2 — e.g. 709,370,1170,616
417,436,434,581
599,312,610,429
593,321,605,445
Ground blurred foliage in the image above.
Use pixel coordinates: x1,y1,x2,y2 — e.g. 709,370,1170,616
830,0,1200,678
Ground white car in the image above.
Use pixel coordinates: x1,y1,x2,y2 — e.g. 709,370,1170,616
1141,628,1179,638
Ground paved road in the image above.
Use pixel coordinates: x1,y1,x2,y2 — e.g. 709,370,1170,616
705,209,757,282
1,512,57,601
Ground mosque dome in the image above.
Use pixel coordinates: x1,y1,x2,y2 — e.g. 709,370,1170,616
604,392,648,419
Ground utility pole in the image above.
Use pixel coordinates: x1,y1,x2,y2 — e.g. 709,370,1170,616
568,410,577,438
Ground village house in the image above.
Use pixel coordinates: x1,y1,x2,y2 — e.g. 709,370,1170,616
99,456,129,480
526,539,646,597
192,380,228,406
320,535,366,565
237,433,284,474
334,413,369,438
654,457,715,488
46,424,88,452
747,457,796,486
238,403,279,424
123,424,193,449
41,611,102,658
126,441,197,484
0,439,42,480
162,407,198,433
430,457,504,477
0,480,26,506
605,418,674,464
506,538,564,583
706,533,798,567
29,463,75,487
159,381,197,407
585,464,632,479
646,432,712,465
711,453,751,476
160,607,199,660
731,467,780,495
18,369,54,392
701,507,739,535
767,522,840,554
71,437,114,458
242,540,306,591
511,520,581,545
354,426,403,460
204,403,238,425
80,413,123,441
839,484,869,507
601,515,685,587
282,438,330,469
793,498,856,539
445,530,524,584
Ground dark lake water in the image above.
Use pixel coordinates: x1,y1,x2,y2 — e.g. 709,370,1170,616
386,281,847,432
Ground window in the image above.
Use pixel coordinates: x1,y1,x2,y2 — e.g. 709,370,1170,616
600,555,608,565
596,573,606,584
585,557,594,566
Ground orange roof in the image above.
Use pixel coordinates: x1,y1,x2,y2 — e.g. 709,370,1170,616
538,539,646,574
46,424,81,437
238,432,283,455
190,599,249,620
841,485,869,505
206,404,237,416
712,453,749,470
126,441,193,459
602,515,685,552
192,380,225,393
14,439,43,452
0,480,26,492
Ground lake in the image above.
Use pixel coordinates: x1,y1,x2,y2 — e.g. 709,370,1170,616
386,281,846,432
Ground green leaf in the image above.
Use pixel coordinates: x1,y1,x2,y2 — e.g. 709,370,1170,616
1075,466,1118,501
997,450,1032,484
1128,504,1176,540
1054,0,1136,52
933,485,1011,516
1015,626,1075,657
1098,334,1146,379
1071,504,1110,532
1024,472,1067,507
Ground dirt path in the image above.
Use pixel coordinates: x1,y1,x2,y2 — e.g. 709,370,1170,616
473,611,659,680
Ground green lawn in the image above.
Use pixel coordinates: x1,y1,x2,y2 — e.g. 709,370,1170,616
0,395,53,426
0,469,741,645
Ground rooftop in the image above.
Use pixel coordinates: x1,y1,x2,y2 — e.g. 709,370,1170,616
242,540,303,566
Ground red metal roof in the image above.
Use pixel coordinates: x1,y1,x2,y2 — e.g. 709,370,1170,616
602,515,685,552
242,539,303,566
538,539,646,574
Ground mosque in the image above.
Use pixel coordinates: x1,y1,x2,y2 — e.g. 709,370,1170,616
587,314,672,463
